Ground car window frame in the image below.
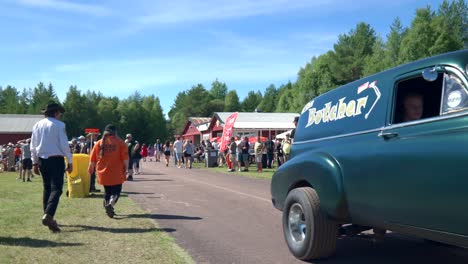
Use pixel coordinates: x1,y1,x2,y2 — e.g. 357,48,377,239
385,65,468,130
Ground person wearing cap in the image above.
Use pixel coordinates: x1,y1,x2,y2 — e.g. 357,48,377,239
125,134,139,181
78,135,86,153
30,102,73,233
88,124,129,218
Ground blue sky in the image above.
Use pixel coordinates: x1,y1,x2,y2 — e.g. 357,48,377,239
0,0,446,115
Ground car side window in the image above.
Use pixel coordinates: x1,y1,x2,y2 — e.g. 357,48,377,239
441,73,468,114
393,73,443,124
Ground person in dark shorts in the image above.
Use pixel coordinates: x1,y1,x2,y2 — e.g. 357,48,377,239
21,139,33,182
163,141,171,167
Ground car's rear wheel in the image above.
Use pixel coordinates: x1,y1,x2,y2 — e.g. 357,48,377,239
283,187,338,260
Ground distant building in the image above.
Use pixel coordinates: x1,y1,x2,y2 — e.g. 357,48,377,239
180,117,212,144
208,112,299,139
0,114,43,144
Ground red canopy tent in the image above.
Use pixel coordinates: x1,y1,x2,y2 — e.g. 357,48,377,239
248,136,267,143
210,137,221,142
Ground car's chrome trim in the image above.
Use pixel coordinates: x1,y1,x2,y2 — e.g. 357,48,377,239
382,110,468,130
294,127,384,145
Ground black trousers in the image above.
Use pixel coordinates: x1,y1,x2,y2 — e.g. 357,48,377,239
39,157,65,217
267,152,274,168
104,184,122,205
90,171,97,190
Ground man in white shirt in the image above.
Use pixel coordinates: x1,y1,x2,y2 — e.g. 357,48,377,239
30,102,73,233
173,137,183,168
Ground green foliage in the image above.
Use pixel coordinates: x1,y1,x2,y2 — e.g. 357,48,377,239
0,86,20,114
257,84,278,112
241,91,263,112
430,0,466,54
210,79,228,100
224,90,241,111
330,22,377,85
400,7,436,63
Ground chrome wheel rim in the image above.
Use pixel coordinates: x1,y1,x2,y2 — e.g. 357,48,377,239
288,203,307,243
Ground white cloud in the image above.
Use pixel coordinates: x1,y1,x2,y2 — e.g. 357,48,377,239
136,0,335,24
15,0,112,16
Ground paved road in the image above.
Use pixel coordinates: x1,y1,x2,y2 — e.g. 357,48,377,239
123,162,468,264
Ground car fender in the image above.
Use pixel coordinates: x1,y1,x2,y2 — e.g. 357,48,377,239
271,151,349,221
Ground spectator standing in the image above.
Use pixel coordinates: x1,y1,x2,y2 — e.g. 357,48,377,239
125,134,139,181
20,139,33,182
140,143,148,162
235,139,242,171
290,116,299,143
88,124,128,218
282,134,292,162
254,136,264,173
14,144,21,171
84,133,101,193
30,102,72,233
71,138,81,153
173,137,183,168
154,139,163,162
163,141,171,167
276,138,284,167
6,143,15,171
228,137,237,172
264,137,275,169
133,141,142,174
147,145,154,161
78,136,87,153
240,136,250,171
183,140,194,169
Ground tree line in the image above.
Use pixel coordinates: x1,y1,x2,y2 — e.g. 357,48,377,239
0,0,466,143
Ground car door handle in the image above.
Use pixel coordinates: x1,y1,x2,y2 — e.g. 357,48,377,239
378,131,399,140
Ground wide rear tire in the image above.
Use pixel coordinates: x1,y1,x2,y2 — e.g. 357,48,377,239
282,187,338,260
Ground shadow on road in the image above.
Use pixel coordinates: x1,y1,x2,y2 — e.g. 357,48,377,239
120,213,202,221
123,191,156,195
86,193,129,199
0,236,83,247
309,234,468,264
131,178,173,182
132,172,166,176
60,224,175,234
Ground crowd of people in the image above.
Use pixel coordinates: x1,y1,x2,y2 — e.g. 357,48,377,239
0,139,34,182
1,102,298,233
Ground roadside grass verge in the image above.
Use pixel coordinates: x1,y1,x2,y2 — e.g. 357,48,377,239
191,161,275,179
0,172,193,264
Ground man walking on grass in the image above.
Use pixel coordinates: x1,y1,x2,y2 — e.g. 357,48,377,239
30,102,73,233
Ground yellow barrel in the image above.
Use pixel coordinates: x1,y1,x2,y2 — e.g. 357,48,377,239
66,154,90,198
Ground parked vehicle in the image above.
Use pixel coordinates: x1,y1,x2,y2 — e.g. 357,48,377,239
271,50,468,260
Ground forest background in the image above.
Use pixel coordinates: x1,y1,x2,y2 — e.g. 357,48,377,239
0,0,466,144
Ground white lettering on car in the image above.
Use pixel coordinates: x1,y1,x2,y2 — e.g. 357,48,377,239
305,81,381,128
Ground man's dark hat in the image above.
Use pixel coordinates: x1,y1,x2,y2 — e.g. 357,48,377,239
41,102,65,114
104,124,116,133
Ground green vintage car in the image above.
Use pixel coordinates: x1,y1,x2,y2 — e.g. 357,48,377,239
271,49,468,260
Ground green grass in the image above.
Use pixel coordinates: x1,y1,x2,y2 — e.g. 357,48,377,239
191,161,276,179
0,172,194,264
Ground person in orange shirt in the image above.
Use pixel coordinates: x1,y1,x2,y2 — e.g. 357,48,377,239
88,124,129,218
